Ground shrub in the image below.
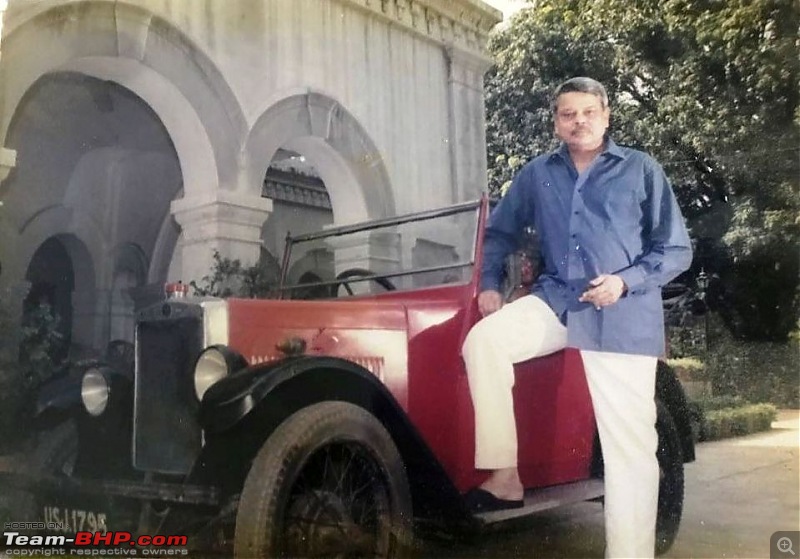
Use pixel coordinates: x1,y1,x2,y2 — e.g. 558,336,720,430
0,291,65,451
700,404,778,441
705,327,799,408
670,313,799,407
667,356,706,381
189,250,280,298
694,394,750,412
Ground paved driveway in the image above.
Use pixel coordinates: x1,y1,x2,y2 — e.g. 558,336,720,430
421,410,800,559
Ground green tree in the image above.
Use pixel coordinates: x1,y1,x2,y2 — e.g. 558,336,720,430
485,0,800,340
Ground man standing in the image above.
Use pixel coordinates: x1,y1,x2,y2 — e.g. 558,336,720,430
462,77,692,558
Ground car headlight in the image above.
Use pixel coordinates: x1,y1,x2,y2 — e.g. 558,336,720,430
81,368,110,417
194,346,245,401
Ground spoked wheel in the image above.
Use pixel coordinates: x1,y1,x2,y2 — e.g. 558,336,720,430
234,402,413,558
655,401,685,555
334,268,396,297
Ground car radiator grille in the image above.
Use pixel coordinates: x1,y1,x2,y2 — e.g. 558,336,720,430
134,315,203,474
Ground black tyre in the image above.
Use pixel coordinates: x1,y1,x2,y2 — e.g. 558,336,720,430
655,401,685,555
234,402,413,558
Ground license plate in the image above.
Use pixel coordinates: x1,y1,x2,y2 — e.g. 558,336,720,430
43,506,108,533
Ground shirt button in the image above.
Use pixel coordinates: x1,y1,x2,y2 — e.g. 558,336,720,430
574,211,580,215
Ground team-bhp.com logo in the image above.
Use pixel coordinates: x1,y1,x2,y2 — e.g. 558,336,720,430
3,530,188,556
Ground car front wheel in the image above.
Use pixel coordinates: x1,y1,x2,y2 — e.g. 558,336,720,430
234,401,413,558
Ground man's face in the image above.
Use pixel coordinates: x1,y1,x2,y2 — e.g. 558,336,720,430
553,91,610,153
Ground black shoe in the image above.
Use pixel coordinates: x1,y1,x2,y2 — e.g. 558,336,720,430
464,488,524,513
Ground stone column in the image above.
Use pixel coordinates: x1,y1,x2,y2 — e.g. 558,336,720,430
72,287,109,353
0,0,17,193
325,230,401,292
400,220,469,287
446,47,493,201
171,191,273,288
0,147,15,189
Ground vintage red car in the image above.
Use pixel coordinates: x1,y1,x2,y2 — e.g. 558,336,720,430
6,197,694,558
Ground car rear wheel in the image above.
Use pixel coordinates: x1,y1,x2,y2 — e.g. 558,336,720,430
234,402,413,558
655,401,685,555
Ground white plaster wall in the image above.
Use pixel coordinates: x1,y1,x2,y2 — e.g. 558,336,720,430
2,0,496,208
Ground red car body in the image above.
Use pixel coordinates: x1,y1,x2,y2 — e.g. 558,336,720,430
226,292,596,494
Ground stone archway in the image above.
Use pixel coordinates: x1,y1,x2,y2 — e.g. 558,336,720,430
23,233,95,357
243,91,395,226
0,1,267,337
0,1,247,199
24,237,74,361
243,92,396,284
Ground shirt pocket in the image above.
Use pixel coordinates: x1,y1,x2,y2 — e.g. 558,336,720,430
598,179,646,224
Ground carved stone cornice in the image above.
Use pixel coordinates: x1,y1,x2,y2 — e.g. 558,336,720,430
263,169,332,210
340,0,502,68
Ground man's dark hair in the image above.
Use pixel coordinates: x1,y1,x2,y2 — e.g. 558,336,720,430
551,77,609,112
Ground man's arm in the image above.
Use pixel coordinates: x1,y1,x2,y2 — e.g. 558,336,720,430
478,167,534,314
614,159,693,294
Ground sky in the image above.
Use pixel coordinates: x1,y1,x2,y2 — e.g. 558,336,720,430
483,0,528,20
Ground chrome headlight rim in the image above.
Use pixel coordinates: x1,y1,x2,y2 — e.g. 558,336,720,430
81,367,110,417
193,345,245,402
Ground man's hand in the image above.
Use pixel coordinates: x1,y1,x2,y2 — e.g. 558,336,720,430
478,290,503,316
579,274,627,309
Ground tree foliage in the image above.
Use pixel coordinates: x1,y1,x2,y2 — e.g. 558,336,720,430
486,0,800,340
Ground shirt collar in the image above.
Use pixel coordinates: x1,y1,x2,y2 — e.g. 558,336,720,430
548,137,628,163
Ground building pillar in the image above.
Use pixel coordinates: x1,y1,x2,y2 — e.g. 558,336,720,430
0,147,15,189
325,230,401,293
72,287,109,353
1,0,17,193
400,220,468,287
171,191,273,288
446,48,493,201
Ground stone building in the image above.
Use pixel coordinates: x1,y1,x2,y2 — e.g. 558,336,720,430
0,0,500,354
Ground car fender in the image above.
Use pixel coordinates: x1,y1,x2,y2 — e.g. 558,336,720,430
190,355,475,527
34,373,82,429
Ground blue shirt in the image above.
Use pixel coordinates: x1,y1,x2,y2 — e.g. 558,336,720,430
481,139,693,356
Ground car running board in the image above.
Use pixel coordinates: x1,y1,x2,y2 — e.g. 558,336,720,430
476,478,604,524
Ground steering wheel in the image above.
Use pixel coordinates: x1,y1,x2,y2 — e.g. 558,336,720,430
334,268,396,296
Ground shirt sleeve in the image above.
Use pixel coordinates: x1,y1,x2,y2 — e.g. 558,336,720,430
615,158,693,294
480,167,534,292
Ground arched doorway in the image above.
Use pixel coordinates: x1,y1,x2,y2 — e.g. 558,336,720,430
245,92,396,291
23,237,75,363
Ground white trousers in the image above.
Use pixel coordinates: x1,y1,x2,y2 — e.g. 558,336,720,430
462,295,659,559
